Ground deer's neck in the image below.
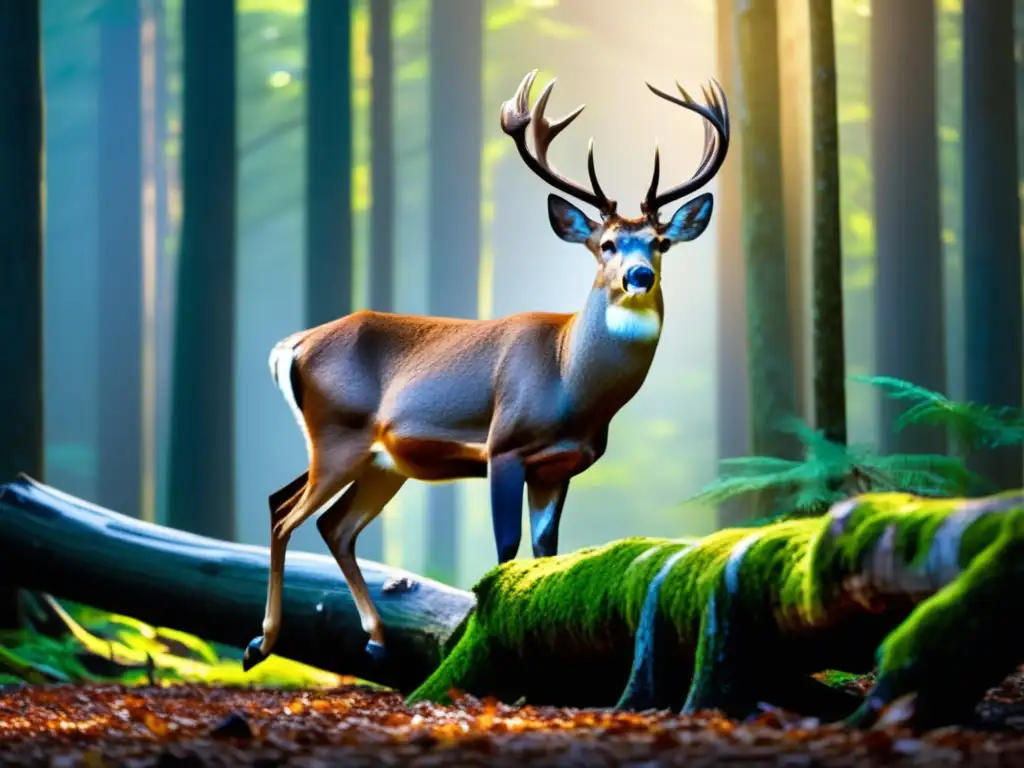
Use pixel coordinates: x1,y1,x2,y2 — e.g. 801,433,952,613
560,287,663,421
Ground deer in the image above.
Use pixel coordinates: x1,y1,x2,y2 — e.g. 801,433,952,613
242,69,730,672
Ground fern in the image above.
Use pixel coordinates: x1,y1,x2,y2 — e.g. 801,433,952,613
690,415,985,520
852,375,1024,452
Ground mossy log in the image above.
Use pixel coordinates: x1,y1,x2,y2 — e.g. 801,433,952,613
410,491,1024,731
0,475,475,693
2,475,1022,730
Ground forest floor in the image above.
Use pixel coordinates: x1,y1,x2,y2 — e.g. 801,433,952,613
3,675,1024,766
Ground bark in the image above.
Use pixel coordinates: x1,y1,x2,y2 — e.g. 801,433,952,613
714,0,752,527
962,0,1022,490
808,0,846,446
0,476,473,694
1,477,1021,731
97,0,144,520
734,0,800,465
424,0,483,583
167,0,237,539
0,0,44,629
870,0,947,456
305,0,353,328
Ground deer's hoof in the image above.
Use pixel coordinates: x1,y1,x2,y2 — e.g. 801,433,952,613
365,640,387,662
242,636,266,672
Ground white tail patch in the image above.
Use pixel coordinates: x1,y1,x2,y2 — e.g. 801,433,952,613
269,337,312,462
604,305,661,342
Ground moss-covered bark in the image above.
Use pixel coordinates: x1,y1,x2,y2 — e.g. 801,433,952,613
410,492,1024,730
847,499,1024,730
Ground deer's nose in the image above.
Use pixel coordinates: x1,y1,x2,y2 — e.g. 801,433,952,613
622,264,655,294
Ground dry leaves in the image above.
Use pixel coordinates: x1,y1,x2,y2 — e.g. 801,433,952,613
1,683,1023,766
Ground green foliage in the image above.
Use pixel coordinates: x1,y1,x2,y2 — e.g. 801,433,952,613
854,375,1024,454
693,373,1024,523
689,416,982,522
0,594,344,689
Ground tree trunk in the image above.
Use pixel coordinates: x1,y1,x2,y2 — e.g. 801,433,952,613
808,0,846,446
0,0,44,629
870,0,946,456
778,2,813,429
369,0,394,316
962,0,1022,490
167,0,237,539
151,0,174,527
1017,1,1024,190
305,0,352,329
361,0,395,564
0,475,473,694
141,0,168,524
734,0,800,518
734,0,800,461
97,0,144,520
714,0,752,527
425,0,483,584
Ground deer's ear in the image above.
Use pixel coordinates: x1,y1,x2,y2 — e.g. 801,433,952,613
548,194,598,243
664,193,714,243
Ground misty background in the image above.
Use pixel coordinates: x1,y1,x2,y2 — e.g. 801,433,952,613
34,0,1006,589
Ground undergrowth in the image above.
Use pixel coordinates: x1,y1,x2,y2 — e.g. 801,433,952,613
691,375,1024,523
0,592,348,689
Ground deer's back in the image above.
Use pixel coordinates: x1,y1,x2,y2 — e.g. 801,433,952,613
295,309,572,441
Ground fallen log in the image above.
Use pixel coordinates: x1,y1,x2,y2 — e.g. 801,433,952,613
2,475,1023,730
0,475,474,693
410,492,1024,730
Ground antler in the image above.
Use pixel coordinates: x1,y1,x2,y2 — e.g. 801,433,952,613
642,78,730,218
501,70,617,217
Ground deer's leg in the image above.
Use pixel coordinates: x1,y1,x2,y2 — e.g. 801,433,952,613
243,431,372,671
527,478,569,558
244,470,309,672
317,462,405,660
269,471,308,518
489,452,526,563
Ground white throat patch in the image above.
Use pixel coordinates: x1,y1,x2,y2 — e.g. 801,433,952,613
604,304,662,342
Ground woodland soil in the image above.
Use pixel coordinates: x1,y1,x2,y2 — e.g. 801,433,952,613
3,674,1024,766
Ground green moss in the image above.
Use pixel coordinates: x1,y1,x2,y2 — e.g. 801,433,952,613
472,538,691,652
875,507,1024,673
411,492,1024,713
802,493,1021,622
851,507,1024,729
410,614,496,704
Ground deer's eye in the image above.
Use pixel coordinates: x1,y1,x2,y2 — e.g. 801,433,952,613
601,240,616,254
